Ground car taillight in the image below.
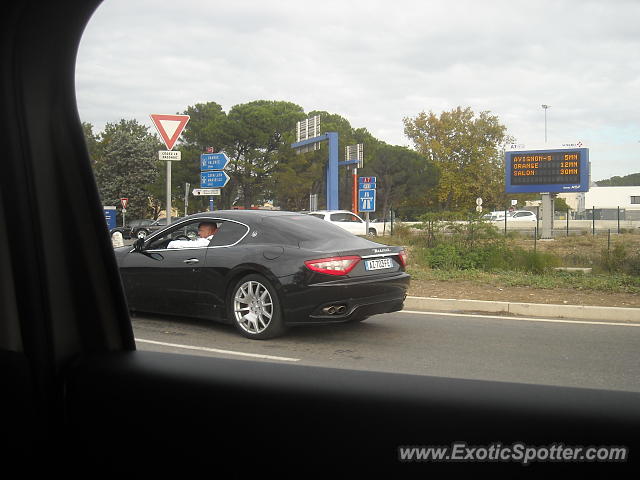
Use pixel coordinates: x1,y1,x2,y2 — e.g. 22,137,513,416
397,249,408,267
304,256,361,276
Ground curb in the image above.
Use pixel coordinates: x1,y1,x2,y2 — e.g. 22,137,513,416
404,296,640,322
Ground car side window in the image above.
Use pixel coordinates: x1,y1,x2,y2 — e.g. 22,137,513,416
146,221,200,250
347,214,362,223
208,221,249,247
330,213,351,222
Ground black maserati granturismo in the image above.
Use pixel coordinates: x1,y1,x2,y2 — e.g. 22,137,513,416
114,210,410,339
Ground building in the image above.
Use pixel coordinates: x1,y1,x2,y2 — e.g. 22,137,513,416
558,186,640,220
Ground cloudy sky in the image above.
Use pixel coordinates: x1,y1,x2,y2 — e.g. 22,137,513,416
76,0,640,182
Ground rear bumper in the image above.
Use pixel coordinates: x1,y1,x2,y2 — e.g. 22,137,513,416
282,272,410,326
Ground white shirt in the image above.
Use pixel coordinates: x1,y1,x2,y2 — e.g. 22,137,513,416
167,235,214,249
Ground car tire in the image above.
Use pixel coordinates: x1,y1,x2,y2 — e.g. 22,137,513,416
367,228,377,237
137,229,148,239
228,274,287,340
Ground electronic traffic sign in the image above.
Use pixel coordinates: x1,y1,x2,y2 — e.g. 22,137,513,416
505,148,589,193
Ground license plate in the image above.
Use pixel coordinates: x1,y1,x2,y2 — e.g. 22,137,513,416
364,258,393,271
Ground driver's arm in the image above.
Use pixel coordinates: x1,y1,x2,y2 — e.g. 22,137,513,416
167,237,210,249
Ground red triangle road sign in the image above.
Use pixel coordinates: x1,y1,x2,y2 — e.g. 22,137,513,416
150,114,190,151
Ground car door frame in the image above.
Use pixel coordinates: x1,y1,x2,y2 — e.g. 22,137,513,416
2,0,640,473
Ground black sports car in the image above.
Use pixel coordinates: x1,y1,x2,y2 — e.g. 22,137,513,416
114,210,410,339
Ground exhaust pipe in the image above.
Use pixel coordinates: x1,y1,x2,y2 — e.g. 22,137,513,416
322,304,347,315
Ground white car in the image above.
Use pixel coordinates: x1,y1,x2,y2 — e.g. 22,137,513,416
508,210,537,222
305,210,381,236
482,211,508,222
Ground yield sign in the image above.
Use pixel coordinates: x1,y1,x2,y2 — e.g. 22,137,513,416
149,114,190,151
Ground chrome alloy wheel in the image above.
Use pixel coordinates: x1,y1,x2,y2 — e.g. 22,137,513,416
233,280,274,335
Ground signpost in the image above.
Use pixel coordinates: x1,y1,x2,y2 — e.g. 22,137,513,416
200,151,229,211
292,117,362,212
150,113,190,225
120,198,129,227
358,176,376,235
358,189,376,212
159,151,181,161
505,146,590,239
200,153,229,171
192,188,221,196
184,182,190,216
346,144,364,213
292,116,342,210
200,170,230,188
150,114,190,151
505,147,589,194
103,206,117,230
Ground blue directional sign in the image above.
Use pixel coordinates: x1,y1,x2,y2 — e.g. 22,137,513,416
358,189,376,212
201,170,230,188
200,152,230,171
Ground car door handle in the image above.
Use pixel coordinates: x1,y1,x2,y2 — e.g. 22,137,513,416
183,258,199,264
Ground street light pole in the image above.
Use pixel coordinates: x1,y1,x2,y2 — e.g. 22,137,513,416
540,104,553,239
541,104,550,143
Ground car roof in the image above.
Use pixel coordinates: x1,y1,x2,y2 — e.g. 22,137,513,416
185,209,299,219
307,210,356,214
164,210,308,226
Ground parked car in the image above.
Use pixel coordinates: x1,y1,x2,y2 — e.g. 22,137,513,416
482,210,508,222
508,210,537,222
109,224,133,239
114,210,409,339
128,219,155,238
138,217,185,237
109,218,182,239
304,210,382,236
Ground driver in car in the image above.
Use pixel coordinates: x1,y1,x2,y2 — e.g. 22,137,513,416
167,221,218,249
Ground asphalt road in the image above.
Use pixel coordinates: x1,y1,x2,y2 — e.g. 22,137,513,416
131,310,640,393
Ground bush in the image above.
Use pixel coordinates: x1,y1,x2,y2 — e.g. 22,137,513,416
422,239,562,274
512,249,560,274
598,243,640,276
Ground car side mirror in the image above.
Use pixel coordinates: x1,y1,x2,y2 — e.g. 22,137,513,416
133,238,145,252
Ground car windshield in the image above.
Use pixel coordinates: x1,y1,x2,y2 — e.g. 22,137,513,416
76,1,640,396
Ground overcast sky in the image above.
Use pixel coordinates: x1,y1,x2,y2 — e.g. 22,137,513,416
76,0,640,182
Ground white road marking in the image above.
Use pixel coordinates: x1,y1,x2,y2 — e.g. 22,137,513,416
400,310,640,328
135,338,300,362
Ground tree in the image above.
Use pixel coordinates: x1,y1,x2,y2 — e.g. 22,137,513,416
360,144,439,220
82,122,101,166
224,100,306,208
92,119,162,222
403,106,512,211
271,145,324,211
597,172,640,186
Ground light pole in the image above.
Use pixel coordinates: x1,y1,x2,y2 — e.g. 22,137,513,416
541,104,550,143
540,104,552,238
